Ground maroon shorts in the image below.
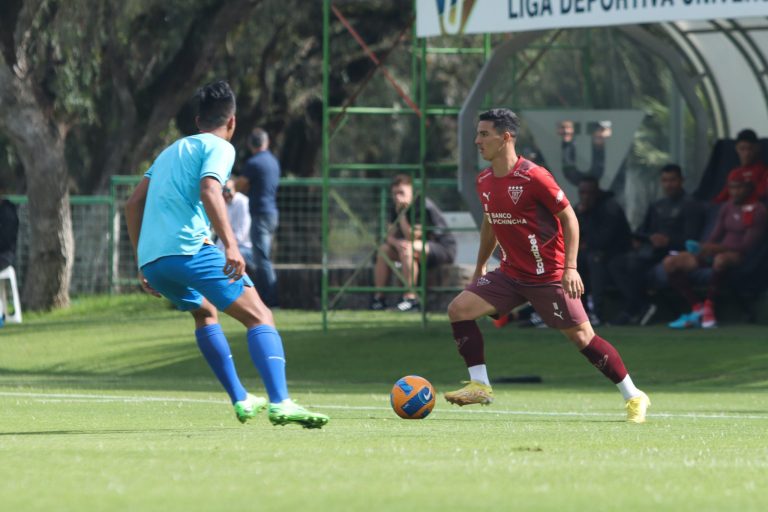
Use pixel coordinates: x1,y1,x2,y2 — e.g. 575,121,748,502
464,269,588,330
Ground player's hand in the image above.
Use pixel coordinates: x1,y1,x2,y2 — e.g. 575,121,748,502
223,246,246,281
138,271,161,297
562,268,584,299
394,238,412,254
472,266,487,282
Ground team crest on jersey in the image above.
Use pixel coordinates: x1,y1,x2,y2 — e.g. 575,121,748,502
508,186,524,204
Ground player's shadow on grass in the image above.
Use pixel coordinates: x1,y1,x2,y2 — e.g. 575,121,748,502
0,427,229,437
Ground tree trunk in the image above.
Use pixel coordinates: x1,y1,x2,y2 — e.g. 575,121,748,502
21,138,73,310
0,61,74,310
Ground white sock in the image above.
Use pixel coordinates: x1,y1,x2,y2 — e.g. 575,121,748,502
616,375,641,401
468,364,490,386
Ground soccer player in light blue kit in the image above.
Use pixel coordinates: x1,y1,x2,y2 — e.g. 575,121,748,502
125,80,328,428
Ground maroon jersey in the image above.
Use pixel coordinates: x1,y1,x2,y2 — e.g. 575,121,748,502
477,157,570,284
707,200,768,253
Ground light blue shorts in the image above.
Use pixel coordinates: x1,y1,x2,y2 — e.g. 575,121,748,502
142,244,254,311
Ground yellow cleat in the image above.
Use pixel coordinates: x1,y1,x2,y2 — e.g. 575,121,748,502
625,391,651,423
444,381,494,406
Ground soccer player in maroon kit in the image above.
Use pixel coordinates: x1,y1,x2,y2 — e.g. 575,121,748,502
443,108,650,423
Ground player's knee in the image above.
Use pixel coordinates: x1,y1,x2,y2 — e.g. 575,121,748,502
191,303,217,324
563,323,593,349
240,306,274,329
447,297,470,322
712,256,734,272
662,255,675,273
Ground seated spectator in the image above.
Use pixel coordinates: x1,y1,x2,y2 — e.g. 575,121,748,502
665,175,768,328
713,129,767,203
575,176,632,325
0,188,19,273
215,179,256,272
609,164,705,325
371,174,457,312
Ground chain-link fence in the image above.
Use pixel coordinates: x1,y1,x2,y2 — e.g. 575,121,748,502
10,196,113,296
9,176,466,301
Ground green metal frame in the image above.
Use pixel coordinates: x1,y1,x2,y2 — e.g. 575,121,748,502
320,0,492,330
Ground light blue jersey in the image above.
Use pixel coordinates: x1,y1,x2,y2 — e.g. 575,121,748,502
137,133,235,268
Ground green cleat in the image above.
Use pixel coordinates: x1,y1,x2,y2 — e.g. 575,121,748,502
268,400,330,429
233,393,267,424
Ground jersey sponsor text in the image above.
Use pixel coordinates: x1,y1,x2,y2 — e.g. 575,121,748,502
528,234,545,275
487,212,528,225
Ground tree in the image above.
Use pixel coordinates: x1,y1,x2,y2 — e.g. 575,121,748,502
0,0,74,310
0,0,264,309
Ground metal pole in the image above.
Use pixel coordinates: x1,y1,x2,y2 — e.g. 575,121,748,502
419,35,428,327
108,176,116,294
321,0,331,331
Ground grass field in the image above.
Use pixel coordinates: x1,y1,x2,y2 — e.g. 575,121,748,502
1,294,767,511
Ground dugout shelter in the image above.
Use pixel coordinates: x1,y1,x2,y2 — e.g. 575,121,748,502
320,0,768,328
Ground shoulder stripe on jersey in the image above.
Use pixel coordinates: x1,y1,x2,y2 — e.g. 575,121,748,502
477,169,493,182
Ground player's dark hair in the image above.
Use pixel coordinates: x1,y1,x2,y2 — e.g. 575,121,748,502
478,108,520,137
249,128,269,149
736,128,758,144
660,163,683,178
391,174,413,188
196,80,236,130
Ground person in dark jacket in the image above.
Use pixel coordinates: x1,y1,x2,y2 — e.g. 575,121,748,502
576,176,632,324
609,164,706,325
236,128,281,308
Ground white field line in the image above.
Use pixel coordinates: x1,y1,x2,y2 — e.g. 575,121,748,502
1,391,767,420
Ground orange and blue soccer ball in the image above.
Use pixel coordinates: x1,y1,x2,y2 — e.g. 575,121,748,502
390,375,436,419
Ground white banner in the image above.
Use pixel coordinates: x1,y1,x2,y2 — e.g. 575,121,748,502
417,0,768,37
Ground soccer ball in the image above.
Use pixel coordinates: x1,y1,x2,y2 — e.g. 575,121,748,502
390,375,436,419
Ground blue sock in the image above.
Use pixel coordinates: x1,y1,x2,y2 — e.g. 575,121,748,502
195,324,247,404
246,325,289,403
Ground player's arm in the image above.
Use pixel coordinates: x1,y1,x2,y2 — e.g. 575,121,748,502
124,177,160,297
200,177,245,280
556,205,585,299
473,214,498,280
397,213,413,240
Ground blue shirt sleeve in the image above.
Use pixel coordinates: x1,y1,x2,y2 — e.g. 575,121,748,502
200,139,236,185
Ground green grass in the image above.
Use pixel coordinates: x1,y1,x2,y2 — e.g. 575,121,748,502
1,294,766,511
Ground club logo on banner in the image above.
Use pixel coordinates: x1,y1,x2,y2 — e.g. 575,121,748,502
436,0,477,35
524,109,645,201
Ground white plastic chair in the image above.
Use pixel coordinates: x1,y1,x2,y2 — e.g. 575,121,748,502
0,266,22,324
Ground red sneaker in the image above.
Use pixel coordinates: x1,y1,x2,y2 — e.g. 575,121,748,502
492,314,510,328
701,300,717,328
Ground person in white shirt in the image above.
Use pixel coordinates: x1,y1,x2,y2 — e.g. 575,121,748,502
216,179,256,272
